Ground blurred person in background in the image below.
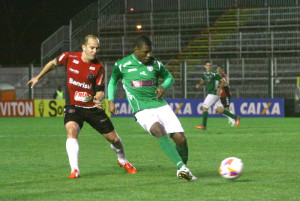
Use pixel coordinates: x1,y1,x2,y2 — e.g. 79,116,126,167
216,65,236,126
53,85,63,99
195,61,240,130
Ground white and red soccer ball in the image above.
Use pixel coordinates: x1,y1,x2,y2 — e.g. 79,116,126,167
219,157,243,179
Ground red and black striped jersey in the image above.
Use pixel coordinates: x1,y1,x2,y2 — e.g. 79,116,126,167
56,52,105,108
220,73,231,98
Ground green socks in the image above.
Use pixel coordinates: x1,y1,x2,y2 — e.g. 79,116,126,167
157,135,184,169
176,145,188,165
202,111,208,127
223,110,237,119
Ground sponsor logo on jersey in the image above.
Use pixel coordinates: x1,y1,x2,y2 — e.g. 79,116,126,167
147,66,153,71
73,59,79,64
140,71,147,75
87,72,94,80
128,68,137,72
131,80,154,88
74,91,92,102
69,68,79,74
69,78,92,89
89,66,95,70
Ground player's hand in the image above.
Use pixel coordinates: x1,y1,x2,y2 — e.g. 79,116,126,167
155,86,165,100
109,100,118,115
93,97,103,109
195,84,200,89
27,77,39,88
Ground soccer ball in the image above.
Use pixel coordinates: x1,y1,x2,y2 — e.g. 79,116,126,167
219,157,243,179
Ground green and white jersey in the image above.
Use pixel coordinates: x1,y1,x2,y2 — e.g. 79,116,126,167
201,70,222,95
109,54,174,114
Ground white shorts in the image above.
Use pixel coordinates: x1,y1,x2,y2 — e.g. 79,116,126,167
135,105,184,134
203,94,224,109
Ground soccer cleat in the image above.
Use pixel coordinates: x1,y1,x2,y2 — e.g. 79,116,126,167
228,120,236,127
69,169,80,179
177,165,197,181
118,160,137,174
236,116,240,128
195,125,206,130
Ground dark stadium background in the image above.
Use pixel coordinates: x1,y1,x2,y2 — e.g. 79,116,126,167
0,0,94,65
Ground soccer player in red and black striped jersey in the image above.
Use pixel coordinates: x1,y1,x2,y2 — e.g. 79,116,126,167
216,65,236,126
27,35,136,178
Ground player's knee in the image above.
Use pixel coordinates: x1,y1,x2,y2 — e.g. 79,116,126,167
202,106,208,112
103,130,120,144
216,107,224,114
171,132,187,146
65,122,79,138
150,122,166,138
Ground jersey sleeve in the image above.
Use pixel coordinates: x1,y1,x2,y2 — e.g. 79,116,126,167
95,64,105,92
108,62,122,101
222,73,228,82
111,61,123,80
157,60,174,90
216,73,223,81
56,52,70,66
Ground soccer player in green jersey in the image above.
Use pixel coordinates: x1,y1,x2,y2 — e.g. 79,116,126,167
195,61,240,130
108,35,196,180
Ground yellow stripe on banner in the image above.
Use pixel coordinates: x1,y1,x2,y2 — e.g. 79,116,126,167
174,103,184,114
297,77,300,87
34,99,111,117
261,103,272,115
34,99,65,117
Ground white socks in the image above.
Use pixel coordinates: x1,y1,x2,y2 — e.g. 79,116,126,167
228,110,236,125
110,137,126,165
66,136,126,172
228,116,236,125
223,110,236,125
66,138,79,172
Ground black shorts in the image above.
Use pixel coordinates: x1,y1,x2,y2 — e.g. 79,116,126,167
64,105,114,134
220,97,231,108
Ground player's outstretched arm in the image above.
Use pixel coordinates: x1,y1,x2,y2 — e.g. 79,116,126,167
195,79,204,88
27,59,58,88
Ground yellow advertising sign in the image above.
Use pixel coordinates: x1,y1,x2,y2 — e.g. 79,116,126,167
34,99,111,117
34,99,65,117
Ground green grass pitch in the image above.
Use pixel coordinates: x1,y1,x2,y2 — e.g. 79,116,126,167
0,117,299,201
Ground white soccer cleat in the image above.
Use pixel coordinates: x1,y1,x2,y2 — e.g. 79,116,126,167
228,120,236,127
177,165,197,181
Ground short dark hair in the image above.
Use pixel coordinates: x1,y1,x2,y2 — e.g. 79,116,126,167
135,35,152,48
204,60,211,65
